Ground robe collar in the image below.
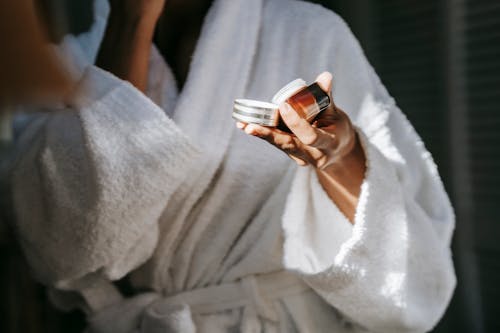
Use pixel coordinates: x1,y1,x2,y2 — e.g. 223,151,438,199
171,0,263,188
172,0,263,149
76,0,263,158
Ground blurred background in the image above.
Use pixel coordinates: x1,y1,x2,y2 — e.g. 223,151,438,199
1,0,499,332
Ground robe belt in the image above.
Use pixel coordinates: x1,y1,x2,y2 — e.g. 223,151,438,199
83,270,310,333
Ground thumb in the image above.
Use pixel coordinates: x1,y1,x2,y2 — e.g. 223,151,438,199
315,71,333,93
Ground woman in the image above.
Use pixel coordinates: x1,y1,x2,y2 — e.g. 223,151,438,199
12,0,456,332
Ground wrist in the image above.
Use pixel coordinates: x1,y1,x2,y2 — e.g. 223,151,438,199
315,133,366,222
96,7,157,91
108,8,159,35
320,133,366,187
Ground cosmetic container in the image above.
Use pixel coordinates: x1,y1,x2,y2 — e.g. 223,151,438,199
232,78,330,131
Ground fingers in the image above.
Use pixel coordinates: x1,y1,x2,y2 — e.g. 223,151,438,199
315,71,333,93
237,122,312,166
278,103,334,149
243,123,298,153
315,71,343,119
236,121,335,167
288,154,309,166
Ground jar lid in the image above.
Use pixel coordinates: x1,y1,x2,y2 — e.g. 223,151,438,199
271,78,307,105
232,99,280,127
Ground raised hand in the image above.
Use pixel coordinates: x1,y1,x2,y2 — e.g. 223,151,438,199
108,0,167,22
96,0,167,91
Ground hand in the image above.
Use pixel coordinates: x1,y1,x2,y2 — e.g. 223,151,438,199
237,72,359,170
108,0,167,23
96,0,166,91
237,71,366,222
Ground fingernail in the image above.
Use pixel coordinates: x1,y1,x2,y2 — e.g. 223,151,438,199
323,71,333,82
236,122,244,129
279,102,290,113
245,124,257,135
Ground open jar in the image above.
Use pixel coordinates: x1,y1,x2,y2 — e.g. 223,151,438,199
232,78,330,132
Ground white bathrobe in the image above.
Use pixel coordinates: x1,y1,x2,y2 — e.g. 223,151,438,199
11,0,456,332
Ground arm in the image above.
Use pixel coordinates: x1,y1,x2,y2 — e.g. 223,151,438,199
12,67,198,290
315,134,365,223
242,13,455,333
295,18,456,332
11,0,199,293
95,0,165,91
238,71,365,223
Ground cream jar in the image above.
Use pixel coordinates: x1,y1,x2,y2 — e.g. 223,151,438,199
232,99,280,127
232,78,330,131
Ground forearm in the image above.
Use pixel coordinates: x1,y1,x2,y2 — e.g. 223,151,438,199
316,133,366,223
95,10,157,91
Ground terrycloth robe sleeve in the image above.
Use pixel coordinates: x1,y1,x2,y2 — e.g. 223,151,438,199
281,14,456,333
12,65,199,291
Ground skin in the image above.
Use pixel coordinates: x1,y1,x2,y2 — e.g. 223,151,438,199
96,0,167,91
0,0,72,107
96,0,366,223
237,72,366,223
96,0,212,91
